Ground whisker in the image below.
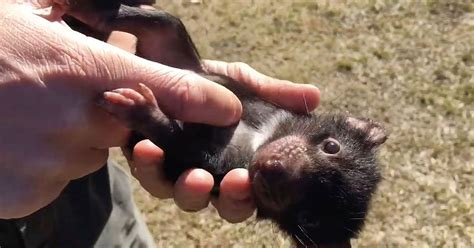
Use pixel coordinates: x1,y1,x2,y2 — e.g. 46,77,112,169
343,226,357,235
293,233,307,247
349,211,368,215
298,224,316,246
303,93,310,114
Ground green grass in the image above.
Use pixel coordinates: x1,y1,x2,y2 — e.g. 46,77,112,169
111,0,474,247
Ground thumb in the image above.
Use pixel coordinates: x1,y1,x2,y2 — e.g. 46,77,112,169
119,63,243,126
3,5,242,127
94,39,243,126
77,30,243,126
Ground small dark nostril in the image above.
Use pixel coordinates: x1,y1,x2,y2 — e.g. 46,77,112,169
259,161,287,182
252,159,295,213
270,160,284,169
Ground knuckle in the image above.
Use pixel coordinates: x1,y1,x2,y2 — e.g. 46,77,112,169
174,79,192,105
170,81,190,118
229,62,248,77
231,61,250,70
228,62,264,92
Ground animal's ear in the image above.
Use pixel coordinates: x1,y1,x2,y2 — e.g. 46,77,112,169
346,117,388,146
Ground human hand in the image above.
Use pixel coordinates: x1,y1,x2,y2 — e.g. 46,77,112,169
0,2,242,218
128,59,320,223
52,0,321,223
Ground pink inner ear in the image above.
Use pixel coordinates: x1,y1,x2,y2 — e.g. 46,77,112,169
368,126,388,144
346,117,369,130
346,117,387,145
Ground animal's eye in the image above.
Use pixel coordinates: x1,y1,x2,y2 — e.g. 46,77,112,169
323,139,340,154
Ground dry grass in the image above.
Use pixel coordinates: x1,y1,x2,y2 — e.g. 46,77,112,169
111,0,473,247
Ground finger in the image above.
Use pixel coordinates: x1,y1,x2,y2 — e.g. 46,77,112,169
106,31,137,54
138,5,156,11
146,72,242,126
91,43,243,126
86,38,243,125
202,60,321,113
129,139,174,199
211,169,255,223
93,45,242,126
173,169,214,212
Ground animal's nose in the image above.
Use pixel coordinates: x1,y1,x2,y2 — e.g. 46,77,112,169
251,159,295,212
258,160,287,181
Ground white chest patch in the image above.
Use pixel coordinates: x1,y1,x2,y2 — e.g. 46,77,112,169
250,111,293,151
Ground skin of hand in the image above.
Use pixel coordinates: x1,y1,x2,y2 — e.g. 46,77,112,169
0,1,320,222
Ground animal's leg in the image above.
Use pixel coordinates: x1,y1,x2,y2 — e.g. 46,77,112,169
97,83,181,149
64,4,202,71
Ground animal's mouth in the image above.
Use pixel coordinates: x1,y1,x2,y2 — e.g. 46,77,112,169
249,135,310,214
251,164,290,212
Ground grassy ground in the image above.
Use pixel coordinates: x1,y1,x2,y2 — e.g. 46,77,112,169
111,0,473,247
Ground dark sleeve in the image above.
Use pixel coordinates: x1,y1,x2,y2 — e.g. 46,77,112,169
0,165,112,248
0,162,154,248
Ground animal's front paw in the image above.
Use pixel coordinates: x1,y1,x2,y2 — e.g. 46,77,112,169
97,83,159,123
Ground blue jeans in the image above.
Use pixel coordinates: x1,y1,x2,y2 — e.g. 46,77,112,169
0,161,155,248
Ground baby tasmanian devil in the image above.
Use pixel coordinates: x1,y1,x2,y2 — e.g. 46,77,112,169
63,2,388,247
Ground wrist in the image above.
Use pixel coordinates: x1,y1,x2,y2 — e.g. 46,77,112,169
0,177,67,218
